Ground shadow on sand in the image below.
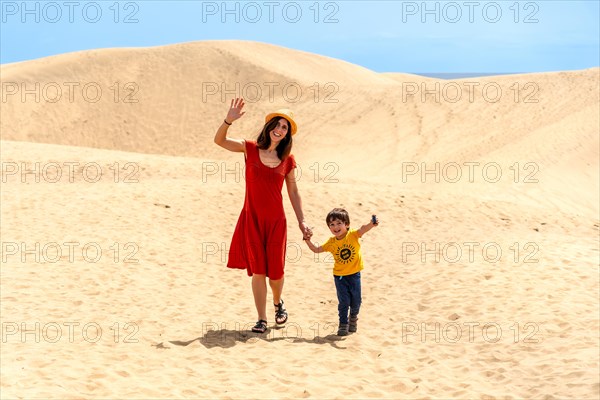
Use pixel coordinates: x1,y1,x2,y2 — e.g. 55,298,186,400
154,324,347,349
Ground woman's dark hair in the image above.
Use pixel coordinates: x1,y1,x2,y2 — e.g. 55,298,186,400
326,208,350,226
256,117,293,160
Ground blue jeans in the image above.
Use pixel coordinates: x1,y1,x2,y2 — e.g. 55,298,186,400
334,272,362,324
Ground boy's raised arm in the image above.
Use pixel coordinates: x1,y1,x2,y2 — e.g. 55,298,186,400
357,215,379,238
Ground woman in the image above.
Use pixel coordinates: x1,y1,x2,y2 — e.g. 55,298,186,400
214,97,311,334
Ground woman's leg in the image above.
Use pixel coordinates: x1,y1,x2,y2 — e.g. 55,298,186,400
269,277,284,306
252,274,268,321
269,277,287,324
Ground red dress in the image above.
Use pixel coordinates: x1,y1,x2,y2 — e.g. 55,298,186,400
227,140,297,280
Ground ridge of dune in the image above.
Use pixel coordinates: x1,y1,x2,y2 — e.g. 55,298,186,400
1,40,397,86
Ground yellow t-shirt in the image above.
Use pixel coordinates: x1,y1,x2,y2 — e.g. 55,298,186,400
322,229,363,276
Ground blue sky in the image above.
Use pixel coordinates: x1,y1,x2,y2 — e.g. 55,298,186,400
1,0,599,73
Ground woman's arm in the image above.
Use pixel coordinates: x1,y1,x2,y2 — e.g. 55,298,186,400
214,97,246,153
285,171,311,237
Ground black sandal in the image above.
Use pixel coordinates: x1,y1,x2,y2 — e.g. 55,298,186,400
251,319,268,333
274,300,288,325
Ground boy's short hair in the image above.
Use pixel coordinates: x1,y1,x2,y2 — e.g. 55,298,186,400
326,208,350,226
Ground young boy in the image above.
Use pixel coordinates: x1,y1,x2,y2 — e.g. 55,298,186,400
303,208,379,336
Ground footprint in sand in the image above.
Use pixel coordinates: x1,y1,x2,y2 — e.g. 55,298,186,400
448,313,460,321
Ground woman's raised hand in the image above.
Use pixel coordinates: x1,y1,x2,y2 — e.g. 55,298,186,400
225,98,246,123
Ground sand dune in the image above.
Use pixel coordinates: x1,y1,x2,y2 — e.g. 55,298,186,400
2,41,598,211
1,41,598,399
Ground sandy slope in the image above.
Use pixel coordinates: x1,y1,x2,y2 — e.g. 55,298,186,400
1,41,599,399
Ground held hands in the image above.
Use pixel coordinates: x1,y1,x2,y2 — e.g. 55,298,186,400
225,98,246,124
300,221,313,241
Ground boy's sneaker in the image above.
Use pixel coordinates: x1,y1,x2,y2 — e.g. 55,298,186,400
337,323,349,336
349,315,358,333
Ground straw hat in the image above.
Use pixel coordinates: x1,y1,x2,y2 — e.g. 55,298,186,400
265,109,298,136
